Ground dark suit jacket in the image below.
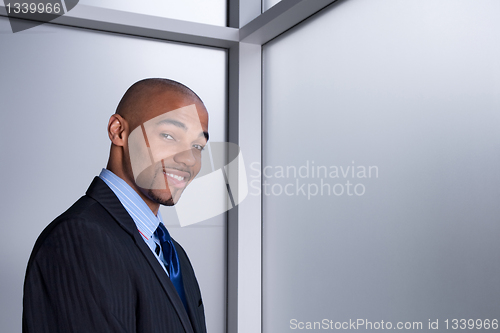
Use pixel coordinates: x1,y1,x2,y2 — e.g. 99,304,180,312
23,177,207,333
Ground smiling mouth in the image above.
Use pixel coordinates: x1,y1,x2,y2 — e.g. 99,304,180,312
161,169,190,189
164,172,185,181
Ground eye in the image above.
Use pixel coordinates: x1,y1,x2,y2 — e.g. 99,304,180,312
161,133,174,140
193,144,205,151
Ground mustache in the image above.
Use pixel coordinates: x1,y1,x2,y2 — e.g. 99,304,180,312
133,160,192,189
159,160,192,178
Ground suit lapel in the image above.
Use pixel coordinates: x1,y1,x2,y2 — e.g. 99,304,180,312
132,234,195,333
175,242,205,333
86,177,195,333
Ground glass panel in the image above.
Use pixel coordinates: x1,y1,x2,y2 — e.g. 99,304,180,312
0,17,227,333
263,0,282,12
262,0,500,331
79,0,227,26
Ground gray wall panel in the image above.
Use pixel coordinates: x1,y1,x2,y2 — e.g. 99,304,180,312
0,17,227,333
262,0,500,331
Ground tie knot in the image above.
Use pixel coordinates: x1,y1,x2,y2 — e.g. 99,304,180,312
155,223,171,244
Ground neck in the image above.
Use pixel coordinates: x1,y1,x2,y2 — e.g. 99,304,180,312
107,161,160,216
144,199,160,216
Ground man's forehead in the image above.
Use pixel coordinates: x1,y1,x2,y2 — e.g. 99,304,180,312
133,87,199,117
141,104,208,137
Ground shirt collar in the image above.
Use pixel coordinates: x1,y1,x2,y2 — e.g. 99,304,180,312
99,168,162,240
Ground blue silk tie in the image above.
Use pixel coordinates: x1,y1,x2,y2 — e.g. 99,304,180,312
155,223,188,311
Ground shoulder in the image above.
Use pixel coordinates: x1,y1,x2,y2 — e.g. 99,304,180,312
39,194,111,236
28,195,122,266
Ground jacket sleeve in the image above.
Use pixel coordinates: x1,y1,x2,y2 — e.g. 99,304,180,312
23,217,135,333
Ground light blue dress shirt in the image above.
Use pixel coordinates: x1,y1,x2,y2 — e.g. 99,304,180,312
99,168,169,275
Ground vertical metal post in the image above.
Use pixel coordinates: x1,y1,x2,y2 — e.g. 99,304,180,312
227,1,262,331
227,40,262,333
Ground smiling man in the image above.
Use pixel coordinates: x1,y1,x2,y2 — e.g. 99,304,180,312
23,78,208,333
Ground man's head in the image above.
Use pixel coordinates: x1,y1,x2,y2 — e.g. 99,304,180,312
107,78,209,213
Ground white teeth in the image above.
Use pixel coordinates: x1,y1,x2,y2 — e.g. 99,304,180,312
163,172,185,181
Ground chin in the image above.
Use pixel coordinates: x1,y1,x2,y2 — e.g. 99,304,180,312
148,188,182,206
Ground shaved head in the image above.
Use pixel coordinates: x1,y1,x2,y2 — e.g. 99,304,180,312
116,78,204,132
106,78,209,214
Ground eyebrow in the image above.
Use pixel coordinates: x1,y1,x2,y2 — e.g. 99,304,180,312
156,118,209,141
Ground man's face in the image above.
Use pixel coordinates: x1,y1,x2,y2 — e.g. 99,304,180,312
127,93,209,206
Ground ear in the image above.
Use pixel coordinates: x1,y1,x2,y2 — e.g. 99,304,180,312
108,114,128,146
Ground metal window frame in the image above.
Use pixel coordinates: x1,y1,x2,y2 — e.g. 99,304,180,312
0,1,339,331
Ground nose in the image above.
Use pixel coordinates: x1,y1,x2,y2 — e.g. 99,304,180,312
173,147,198,167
